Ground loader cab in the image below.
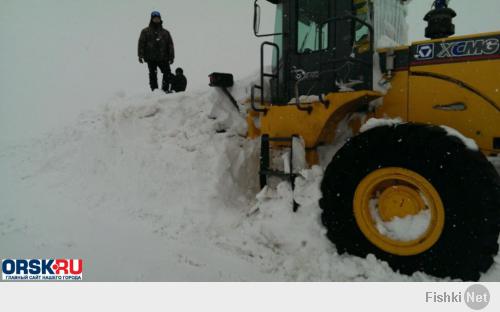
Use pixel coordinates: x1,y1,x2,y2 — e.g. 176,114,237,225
254,0,374,104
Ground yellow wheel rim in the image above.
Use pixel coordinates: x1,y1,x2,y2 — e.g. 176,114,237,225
353,167,445,256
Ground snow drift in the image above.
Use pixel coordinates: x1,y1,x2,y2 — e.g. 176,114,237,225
1,74,500,281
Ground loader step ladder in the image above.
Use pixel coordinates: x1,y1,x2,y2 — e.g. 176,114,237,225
250,42,280,113
260,134,300,212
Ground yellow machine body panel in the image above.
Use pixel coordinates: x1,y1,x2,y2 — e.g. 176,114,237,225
376,31,500,154
249,91,382,149
377,70,409,119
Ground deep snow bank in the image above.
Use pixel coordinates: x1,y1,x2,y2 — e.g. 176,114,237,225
1,75,500,281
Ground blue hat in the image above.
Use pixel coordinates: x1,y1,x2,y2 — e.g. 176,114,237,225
151,11,161,18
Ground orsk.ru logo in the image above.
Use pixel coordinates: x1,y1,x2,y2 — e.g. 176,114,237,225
1,259,83,281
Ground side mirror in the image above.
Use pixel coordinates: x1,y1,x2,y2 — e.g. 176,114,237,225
254,1,261,35
253,0,282,38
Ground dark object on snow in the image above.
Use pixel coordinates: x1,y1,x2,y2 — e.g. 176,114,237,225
209,72,234,88
424,1,456,39
209,73,239,112
171,67,187,92
138,11,175,91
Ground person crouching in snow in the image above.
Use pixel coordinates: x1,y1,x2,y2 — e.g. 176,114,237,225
138,11,175,92
171,67,187,92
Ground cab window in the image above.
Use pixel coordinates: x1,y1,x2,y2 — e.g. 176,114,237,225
354,0,372,53
297,0,329,53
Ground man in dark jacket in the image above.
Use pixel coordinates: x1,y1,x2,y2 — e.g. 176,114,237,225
138,11,175,92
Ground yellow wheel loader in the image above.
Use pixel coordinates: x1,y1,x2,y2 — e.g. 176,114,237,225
210,0,500,281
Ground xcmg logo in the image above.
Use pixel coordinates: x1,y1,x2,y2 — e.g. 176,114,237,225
1,259,83,281
437,38,500,58
415,38,500,61
416,43,435,60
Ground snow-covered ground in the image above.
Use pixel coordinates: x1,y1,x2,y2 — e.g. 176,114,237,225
2,76,500,282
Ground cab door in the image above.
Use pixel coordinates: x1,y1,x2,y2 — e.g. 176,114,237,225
287,0,335,99
284,0,372,100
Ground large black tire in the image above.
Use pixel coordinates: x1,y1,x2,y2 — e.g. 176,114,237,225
320,123,500,281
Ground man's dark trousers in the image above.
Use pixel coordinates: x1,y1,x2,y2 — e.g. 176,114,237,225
147,61,172,92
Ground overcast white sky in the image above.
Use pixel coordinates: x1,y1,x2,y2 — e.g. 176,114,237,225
0,0,499,142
